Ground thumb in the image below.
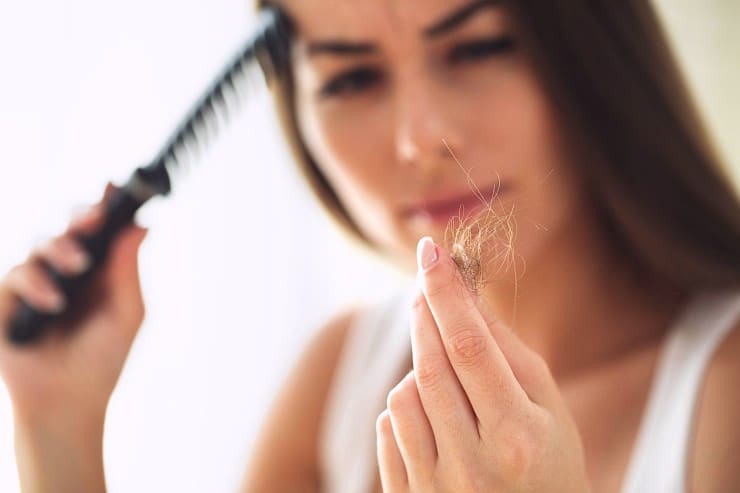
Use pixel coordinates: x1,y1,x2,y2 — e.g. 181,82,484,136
104,225,148,329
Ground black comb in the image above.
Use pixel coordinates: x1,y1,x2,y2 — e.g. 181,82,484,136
6,7,293,345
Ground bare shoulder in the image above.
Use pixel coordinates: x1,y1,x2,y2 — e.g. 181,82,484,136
240,305,364,493
689,317,740,493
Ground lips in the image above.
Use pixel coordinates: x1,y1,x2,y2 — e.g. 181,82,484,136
404,183,507,226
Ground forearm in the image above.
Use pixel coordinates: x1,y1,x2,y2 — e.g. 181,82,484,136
13,410,107,493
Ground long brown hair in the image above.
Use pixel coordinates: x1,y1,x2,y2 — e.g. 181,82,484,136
256,0,740,290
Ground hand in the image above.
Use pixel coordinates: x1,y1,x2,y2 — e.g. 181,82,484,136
376,237,591,492
0,183,148,423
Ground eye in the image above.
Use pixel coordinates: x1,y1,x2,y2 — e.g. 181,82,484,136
448,36,516,64
319,67,383,98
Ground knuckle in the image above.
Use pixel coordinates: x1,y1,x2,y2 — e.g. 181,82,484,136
413,355,448,392
437,465,485,493
493,429,535,482
447,326,488,365
462,475,487,493
490,414,547,484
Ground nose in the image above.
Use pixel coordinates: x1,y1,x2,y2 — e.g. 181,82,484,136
394,71,464,168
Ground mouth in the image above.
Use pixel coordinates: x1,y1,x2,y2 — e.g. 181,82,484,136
403,183,509,227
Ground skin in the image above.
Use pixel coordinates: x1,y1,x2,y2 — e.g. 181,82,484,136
245,0,740,492
290,0,582,276
0,184,147,493
0,0,738,492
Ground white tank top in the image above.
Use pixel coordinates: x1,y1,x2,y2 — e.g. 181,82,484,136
318,285,740,493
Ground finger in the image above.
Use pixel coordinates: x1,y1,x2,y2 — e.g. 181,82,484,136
65,182,116,236
386,370,437,484
416,236,528,426
64,181,147,332
102,181,116,201
4,264,66,315
473,297,555,406
410,289,478,453
0,274,13,321
377,409,408,493
31,236,91,276
66,203,105,236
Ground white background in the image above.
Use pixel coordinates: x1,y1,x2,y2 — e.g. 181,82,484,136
0,1,737,492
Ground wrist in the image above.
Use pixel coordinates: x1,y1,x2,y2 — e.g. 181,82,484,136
13,407,107,493
12,391,109,434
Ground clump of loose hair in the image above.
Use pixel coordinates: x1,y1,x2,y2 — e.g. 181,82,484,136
442,141,522,296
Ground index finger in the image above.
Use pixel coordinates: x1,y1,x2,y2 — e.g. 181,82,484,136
416,236,528,425
64,182,115,236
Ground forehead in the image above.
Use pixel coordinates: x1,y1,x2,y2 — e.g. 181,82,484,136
279,0,478,40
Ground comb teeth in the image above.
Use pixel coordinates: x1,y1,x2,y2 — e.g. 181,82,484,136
149,7,292,183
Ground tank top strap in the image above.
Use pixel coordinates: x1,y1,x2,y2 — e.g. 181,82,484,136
620,288,740,493
319,284,416,493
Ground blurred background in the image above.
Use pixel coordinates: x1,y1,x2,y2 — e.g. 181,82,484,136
0,0,737,491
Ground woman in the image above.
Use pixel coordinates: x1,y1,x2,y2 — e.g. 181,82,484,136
1,0,739,492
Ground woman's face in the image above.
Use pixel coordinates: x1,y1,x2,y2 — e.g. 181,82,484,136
284,0,587,274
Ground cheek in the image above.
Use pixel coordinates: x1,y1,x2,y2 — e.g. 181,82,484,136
512,90,583,230
296,94,392,194
295,91,407,250
468,68,585,256
472,69,562,180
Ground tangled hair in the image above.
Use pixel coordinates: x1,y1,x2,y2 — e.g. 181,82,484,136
256,0,740,291
440,141,520,295
446,197,520,295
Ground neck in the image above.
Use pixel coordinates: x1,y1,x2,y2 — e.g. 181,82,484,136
480,214,688,381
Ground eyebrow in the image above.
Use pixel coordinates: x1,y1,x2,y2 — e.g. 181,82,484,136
305,41,377,58
424,0,500,38
305,0,499,59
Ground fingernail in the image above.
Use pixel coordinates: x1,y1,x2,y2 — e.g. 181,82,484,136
417,236,438,271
